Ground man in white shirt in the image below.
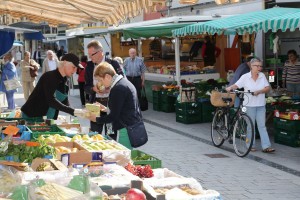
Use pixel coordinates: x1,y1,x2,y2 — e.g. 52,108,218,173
42,50,59,74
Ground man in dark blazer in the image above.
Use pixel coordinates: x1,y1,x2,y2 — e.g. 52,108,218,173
33,47,42,66
85,40,124,138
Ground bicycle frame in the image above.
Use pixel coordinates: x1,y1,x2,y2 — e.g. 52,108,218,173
218,92,247,138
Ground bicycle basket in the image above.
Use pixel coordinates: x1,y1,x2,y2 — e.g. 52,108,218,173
210,90,236,107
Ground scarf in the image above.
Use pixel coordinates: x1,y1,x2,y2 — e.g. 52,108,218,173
106,74,123,135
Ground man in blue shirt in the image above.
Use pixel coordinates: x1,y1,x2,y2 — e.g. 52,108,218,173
123,48,147,101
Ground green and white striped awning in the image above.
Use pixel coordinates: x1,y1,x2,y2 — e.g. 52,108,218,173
172,7,300,37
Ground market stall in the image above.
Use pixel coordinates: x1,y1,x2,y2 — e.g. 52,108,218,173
108,16,230,86
172,7,300,144
0,112,222,200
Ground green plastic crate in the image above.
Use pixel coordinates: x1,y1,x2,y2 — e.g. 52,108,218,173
176,102,201,112
160,92,176,104
176,113,202,124
274,129,300,147
118,128,133,150
160,102,175,113
152,91,161,102
131,150,162,169
29,125,65,140
273,118,300,133
201,102,215,123
153,102,161,111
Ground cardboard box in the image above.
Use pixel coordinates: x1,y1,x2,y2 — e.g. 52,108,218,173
31,158,68,171
76,140,131,166
50,142,102,166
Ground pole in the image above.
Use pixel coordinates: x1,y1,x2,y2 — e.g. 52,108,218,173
175,37,181,86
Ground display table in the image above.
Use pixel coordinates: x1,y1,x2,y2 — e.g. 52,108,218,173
145,72,220,82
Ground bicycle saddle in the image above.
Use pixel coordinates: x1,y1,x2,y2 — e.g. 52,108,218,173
222,97,233,103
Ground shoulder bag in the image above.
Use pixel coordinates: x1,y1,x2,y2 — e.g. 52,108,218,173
120,112,148,148
3,75,22,91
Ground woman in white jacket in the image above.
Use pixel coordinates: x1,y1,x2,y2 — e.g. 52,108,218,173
42,50,59,74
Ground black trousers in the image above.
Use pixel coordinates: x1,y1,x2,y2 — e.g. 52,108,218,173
78,82,89,106
127,76,142,101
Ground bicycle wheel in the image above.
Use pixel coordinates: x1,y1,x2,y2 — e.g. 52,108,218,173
232,114,254,157
211,109,226,147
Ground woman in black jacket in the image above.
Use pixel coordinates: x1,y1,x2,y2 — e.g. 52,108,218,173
87,62,141,140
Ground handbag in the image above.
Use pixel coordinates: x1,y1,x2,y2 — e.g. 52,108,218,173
30,68,38,77
3,75,22,91
120,114,148,148
140,87,148,111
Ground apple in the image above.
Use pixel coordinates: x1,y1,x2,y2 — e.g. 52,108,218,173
126,188,146,200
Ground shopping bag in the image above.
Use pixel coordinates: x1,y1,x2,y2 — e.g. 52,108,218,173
126,121,148,148
140,87,148,111
180,86,196,102
3,76,22,91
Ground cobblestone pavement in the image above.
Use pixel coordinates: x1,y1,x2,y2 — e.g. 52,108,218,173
8,86,300,200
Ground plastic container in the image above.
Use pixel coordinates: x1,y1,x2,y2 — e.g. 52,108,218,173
274,128,300,147
131,150,162,169
29,125,65,140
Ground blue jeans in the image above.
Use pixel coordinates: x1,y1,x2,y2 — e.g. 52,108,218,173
246,106,271,149
6,91,15,110
286,83,300,94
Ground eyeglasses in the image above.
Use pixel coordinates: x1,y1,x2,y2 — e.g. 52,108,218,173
90,51,99,57
252,65,262,68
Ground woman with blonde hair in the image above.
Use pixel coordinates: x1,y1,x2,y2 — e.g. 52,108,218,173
20,51,40,100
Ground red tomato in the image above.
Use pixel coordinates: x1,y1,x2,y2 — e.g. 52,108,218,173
125,188,146,200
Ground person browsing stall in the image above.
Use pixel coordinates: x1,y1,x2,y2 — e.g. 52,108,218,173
86,62,141,140
226,57,275,153
123,48,147,101
282,49,300,94
21,53,84,119
85,40,124,136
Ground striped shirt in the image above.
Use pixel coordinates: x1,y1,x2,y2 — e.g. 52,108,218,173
282,60,300,84
123,57,147,77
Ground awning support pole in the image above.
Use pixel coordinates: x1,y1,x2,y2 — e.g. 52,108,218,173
175,37,181,86
138,38,142,57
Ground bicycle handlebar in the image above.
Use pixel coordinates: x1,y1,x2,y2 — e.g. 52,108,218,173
231,90,254,96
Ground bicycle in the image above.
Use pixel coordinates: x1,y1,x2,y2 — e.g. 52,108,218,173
211,90,255,157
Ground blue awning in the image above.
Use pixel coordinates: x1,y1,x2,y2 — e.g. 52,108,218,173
0,31,15,58
24,31,45,40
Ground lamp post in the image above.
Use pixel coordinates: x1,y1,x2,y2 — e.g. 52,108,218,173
166,0,173,17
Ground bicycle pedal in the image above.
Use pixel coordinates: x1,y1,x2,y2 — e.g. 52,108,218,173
228,138,233,144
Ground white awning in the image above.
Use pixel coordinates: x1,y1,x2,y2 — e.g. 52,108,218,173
0,0,167,26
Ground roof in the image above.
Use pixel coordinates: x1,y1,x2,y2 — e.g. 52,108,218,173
0,25,38,33
172,7,300,36
0,0,167,26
